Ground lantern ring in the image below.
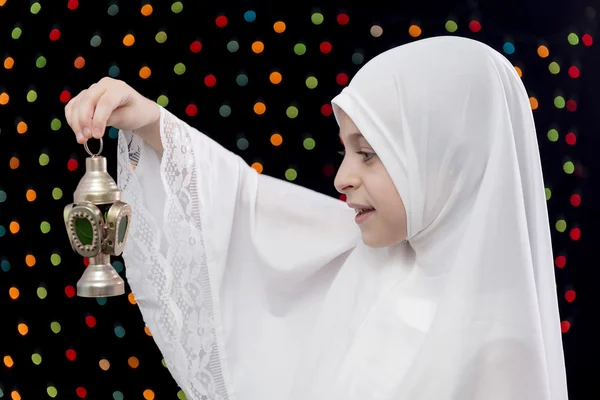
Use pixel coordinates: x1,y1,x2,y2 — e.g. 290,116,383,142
84,137,103,158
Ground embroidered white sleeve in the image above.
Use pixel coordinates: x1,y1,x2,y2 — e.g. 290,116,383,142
116,107,231,400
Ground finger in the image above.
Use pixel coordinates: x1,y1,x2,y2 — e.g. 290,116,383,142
76,84,107,139
91,90,122,139
65,96,86,144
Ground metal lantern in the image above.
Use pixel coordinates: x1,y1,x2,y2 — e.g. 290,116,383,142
63,138,131,297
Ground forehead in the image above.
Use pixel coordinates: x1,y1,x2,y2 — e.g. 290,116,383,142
339,131,364,143
337,108,367,143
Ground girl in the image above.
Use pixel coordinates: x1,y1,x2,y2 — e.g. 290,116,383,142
65,36,568,399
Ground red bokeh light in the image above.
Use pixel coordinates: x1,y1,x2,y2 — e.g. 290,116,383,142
469,20,482,32
204,74,217,87
320,42,332,54
570,194,581,207
49,28,61,41
216,16,228,28
59,90,71,103
336,73,349,85
66,349,77,361
190,40,202,53
185,104,198,117
67,159,78,171
570,228,581,241
321,104,333,116
565,290,576,303
337,13,350,25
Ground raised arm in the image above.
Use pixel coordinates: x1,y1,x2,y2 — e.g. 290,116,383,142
66,77,360,398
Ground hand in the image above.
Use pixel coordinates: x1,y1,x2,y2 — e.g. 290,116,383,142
65,77,160,144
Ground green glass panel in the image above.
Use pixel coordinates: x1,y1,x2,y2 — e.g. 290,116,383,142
75,218,93,245
118,215,128,243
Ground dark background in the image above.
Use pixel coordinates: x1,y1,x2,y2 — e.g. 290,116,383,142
0,0,598,398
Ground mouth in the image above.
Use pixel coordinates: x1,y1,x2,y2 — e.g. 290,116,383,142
346,203,376,224
354,207,376,224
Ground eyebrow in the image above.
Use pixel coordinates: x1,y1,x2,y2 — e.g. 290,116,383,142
339,132,363,141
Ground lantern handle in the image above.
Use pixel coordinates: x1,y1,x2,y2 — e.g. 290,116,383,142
84,137,103,158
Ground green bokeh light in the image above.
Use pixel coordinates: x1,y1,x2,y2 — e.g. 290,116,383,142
303,138,316,150
155,31,167,43
52,188,63,200
445,20,458,32
50,253,61,266
294,43,307,55
30,2,41,14
39,153,50,166
37,287,48,299
157,95,169,107
311,13,324,25
27,90,38,102
286,106,299,119
568,33,579,45
12,27,22,39
32,353,42,365
174,62,186,75
548,62,560,74
305,76,318,89
36,56,47,68
47,386,58,397
51,118,62,131
40,221,51,234
171,2,183,13
50,321,61,333
285,168,298,181
563,161,575,174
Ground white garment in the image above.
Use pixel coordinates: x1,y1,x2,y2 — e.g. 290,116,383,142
117,36,568,400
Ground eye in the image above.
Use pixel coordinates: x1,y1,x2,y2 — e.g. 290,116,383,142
357,151,376,161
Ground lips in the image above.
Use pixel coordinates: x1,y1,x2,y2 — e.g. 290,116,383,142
346,203,376,224
354,208,375,224
347,203,375,213
356,207,375,215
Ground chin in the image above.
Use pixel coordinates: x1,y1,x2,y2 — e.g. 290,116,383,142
361,232,402,248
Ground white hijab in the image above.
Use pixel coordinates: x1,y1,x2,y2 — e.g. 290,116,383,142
324,36,568,399
118,36,567,400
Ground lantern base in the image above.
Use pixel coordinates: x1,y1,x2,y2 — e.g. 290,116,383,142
77,262,125,298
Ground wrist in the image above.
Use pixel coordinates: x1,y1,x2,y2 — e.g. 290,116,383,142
135,99,160,137
134,99,163,157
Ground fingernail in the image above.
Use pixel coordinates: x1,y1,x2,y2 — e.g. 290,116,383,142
83,127,91,137
76,133,84,143
93,128,102,138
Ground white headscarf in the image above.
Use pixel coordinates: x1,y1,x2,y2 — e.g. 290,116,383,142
320,36,569,399
118,36,567,400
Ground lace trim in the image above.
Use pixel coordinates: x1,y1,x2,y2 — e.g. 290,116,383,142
117,107,231,400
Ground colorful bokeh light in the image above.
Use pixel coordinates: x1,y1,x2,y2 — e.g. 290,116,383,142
0,2,590,398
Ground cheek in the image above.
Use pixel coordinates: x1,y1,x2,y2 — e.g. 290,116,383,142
371,177,407,225
380,198,406,224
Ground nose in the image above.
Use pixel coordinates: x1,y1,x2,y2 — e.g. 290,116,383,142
334,157,361,194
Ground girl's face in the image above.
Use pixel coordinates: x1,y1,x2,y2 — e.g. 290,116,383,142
334,108,408,248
